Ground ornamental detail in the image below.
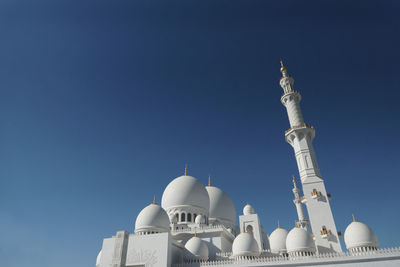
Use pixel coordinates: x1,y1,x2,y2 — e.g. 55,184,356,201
127,248,158,267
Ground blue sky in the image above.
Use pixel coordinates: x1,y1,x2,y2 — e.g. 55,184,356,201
1,1,399,266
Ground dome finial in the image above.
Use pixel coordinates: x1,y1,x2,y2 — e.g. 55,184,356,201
153,195,156,205
208,174,211,187
280,59,287,73
278,220,281,229
194,231,198,237
185,164,188,176
352,214,356,222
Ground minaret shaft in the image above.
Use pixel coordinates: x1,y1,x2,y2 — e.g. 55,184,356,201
293,187,306,221
292,181,308,230
279,62,342,253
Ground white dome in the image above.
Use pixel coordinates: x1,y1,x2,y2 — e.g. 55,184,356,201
344,221,378,250
232,232,260,257
206,186,236,223
184,236,209,261
243,204,255,215
162,175,210,214
195,214,206,224
286,227,315,253
96,250,102,267
269,227,289,253
135,203,170,233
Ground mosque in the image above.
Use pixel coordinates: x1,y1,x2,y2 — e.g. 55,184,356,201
96,63,400,267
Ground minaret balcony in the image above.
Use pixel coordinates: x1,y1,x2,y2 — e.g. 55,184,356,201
320,228,332,239
284,123,314,135
311,189,322,200
280,89,297,98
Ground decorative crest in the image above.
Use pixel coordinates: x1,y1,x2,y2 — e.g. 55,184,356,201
280,60,287,73
292,175,297,187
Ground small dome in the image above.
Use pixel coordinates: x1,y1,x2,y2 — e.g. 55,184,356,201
96,250,102,267
232,231,260,257
344,221,378,250
135,203,170,233
195,214,206,224
243,204,255,215
269,227,289,253
206,185,236,223
286,227,315,253
162,175,210,214
184,236,209,261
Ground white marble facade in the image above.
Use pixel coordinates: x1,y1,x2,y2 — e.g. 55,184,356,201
96,63,400,267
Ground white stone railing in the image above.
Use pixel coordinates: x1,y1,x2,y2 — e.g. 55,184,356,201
171,224,227,234
216,250,273,260
172,247,400,267
215,252,232,260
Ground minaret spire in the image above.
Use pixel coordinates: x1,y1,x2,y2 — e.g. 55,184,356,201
280,60,287,74
279,61,342,253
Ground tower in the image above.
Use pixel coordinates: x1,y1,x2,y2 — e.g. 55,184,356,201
239,204,269,251
292,176,309,231
279,61,342,253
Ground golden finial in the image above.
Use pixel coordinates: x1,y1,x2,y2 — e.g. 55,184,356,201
294,220,298,228
280,60,287,73
278,220,281,229
194,231,198,237
153,195,156,205
292,175,297,187
352,214,356,222
184,164,188,176
208,174,211,187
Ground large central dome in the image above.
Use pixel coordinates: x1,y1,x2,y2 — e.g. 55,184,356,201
205,185,236,224
161,175,210,216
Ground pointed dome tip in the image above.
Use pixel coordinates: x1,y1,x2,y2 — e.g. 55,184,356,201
280,60,287,73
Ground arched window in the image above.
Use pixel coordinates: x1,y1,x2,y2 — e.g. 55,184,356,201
175,213,179,222
246,225,253,233
187,213,192,222
181,213,186,222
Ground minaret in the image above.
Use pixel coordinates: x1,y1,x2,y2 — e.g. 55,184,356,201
292,176,309,231
279,61,342,253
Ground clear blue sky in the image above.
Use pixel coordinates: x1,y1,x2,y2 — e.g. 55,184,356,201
1,1,399,266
